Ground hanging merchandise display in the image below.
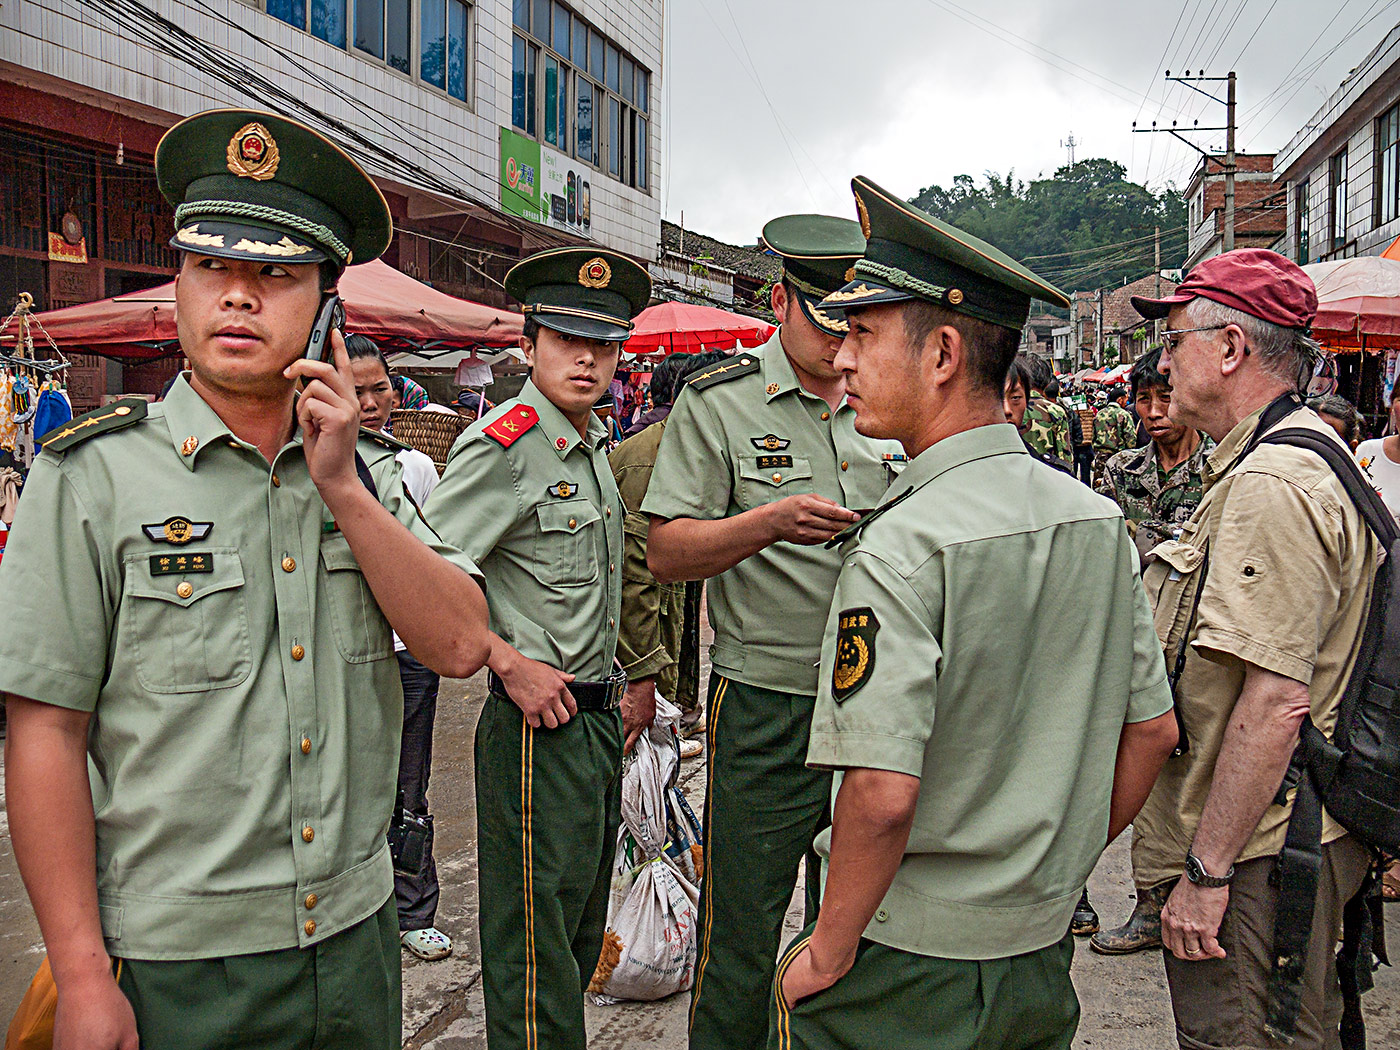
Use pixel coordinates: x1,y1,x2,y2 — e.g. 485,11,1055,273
0,292,73,467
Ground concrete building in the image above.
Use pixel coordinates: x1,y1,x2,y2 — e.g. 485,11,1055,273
1277,22,1400,263
1183,153,1285,270
0,0,663,405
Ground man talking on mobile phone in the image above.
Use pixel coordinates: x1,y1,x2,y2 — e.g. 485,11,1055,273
0,109,491,1050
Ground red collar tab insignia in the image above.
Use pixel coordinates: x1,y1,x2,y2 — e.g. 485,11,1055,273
484,405,539,447
579,257,612,289
226,122,281,181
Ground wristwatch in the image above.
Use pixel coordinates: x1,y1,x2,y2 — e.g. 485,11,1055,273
1184,851,1234,888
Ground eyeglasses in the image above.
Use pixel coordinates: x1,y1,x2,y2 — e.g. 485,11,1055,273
1161,324,1229,352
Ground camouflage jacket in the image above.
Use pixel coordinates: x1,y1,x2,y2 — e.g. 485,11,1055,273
1092,403,1137,455
1096,435,1213,556
1023,397,1072,463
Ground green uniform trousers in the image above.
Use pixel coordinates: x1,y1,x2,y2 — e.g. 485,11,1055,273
476,692,623,1050
690,675,831,1050
769,925,1080,1050
114,895,400,1050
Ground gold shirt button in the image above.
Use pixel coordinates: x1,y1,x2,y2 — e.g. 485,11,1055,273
305,893,318,910
282,556,296,572
568,518,577,529
606,507,612,517
291,644,305,661
302,826,314,842
301,737,312,755
271,473,281,488
772,473,782,483
821,411,830,421
841,461,849,471
176,582,194,599
304,920,317,936
609,618,616,627
610,563,615,572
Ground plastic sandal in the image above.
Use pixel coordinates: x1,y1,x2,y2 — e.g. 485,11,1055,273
401,927,453,960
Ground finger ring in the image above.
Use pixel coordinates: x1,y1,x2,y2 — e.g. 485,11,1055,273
1185,946,1201,956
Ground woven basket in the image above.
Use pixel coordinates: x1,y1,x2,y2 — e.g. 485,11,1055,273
389,409,469,475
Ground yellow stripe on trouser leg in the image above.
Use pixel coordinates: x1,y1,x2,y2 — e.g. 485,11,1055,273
521,722,536,1050
688,675,728,1030
772,935,813,1050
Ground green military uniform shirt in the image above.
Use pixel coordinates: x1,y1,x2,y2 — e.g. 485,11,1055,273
1022,396,1072,463
641,332,902,694
1096,434,1213,557
807,424,1172,959
423,378,622,679
0,377,479,960
1093,402,1137,455
609,418,693,705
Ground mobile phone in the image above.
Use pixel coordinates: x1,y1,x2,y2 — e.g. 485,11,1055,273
305,293,345,363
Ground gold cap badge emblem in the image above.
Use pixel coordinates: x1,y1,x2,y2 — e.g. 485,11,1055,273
947,288,964,306
227,122,281,181
854,192,872,240
579,257,612,289
844,267,856,283
766,383,780,395
181,435,199,457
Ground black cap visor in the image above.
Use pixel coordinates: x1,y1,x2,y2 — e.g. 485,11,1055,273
170,218,328,264
791,288,851,338
531,307,633,344
819,275,916,312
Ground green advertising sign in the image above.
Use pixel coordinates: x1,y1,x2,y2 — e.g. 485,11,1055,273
500,127,541,221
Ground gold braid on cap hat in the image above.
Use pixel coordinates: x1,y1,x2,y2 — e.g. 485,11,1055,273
174,201,350,262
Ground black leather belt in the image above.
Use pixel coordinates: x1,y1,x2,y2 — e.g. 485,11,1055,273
488,668,627,711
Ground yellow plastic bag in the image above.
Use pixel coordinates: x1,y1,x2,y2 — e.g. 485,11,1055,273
5,955,55,1050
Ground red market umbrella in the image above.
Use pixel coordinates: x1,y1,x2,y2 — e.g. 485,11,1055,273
1303,256,1400,352
626,300,774,355
5,259,522,361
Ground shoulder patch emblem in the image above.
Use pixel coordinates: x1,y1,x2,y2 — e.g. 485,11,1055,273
484,405,540,447
751,434,790,451
685,356,760,392
41,397,148,454
832,607,879,702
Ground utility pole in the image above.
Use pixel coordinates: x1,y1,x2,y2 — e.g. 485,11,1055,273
1224,71,1237,251
1132,70,1238,257
1096,287,1105,368
1154,226,1162,342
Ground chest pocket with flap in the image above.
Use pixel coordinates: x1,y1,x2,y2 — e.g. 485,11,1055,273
121,547,252,693
1143,538,1209,661
738,456,815,508
320,534,393,663
534,498,602,586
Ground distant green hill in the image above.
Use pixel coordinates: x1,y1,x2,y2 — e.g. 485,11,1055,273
910,159,1187,298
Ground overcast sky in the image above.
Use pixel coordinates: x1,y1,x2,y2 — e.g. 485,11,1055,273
659,0,1397,244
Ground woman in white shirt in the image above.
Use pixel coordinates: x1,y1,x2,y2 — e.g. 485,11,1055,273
1355,383,1400,522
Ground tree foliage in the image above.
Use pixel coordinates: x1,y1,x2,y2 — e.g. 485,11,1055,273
910,159,1187,294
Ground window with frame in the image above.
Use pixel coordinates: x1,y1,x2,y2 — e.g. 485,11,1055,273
1378,104,1400,226
511,0,650,190
1330,149,1348,251
266,0,471,103
1297,178,1310,264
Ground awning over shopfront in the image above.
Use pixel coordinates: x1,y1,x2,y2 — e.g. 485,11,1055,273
3,260,523,361
1304,256,1400,352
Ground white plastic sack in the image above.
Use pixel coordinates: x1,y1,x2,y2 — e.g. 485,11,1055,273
590,694,700,1003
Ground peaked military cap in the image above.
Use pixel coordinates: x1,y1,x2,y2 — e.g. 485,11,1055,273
761,214,866,338
823,176,1069,331
157,109,392,268
506,246,651,343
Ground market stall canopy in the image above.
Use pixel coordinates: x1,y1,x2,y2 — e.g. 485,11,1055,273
1303,256,1400,351
6,260,523,361
625,300,775,355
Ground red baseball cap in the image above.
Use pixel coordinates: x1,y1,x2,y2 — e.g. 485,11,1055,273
1131,248,1317,329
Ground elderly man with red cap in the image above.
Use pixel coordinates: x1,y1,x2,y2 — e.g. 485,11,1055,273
1128,249,1378,1050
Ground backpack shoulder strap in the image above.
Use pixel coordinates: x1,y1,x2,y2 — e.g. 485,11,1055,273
1258,428,1400,546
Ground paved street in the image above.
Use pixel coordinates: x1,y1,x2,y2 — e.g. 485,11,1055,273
2,669,1398,1047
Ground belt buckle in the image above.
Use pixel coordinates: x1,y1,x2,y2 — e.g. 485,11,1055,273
607,670,627,709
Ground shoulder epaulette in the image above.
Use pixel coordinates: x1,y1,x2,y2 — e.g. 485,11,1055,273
41,397,148,454
483,405,539,448
685,355,761,392
359,426,411,453
824,486,916,549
